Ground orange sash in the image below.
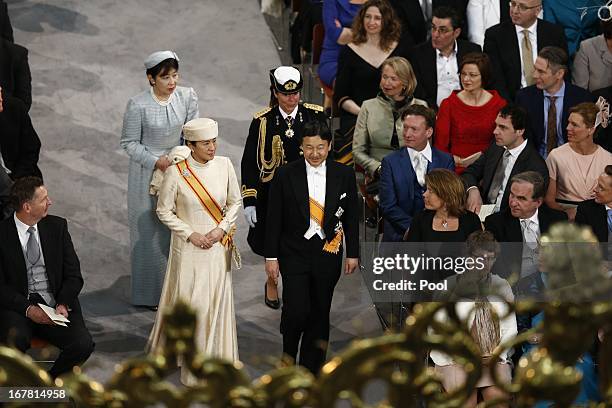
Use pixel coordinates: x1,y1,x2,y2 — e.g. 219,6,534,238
309,197,343,254
176,160,234,247
309,197,324,227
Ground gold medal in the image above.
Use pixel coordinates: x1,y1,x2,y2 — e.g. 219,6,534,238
285,128,294,138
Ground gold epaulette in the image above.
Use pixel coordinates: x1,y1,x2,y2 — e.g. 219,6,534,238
241,185,258,199
253,106,272,119
303,103,324,112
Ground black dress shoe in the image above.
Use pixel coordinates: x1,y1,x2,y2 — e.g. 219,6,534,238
264,283,280,310
145,305,158,311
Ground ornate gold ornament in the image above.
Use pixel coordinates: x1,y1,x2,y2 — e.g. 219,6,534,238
1,224,611,407
256,117,285,183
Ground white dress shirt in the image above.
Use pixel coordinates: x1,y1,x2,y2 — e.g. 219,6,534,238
520,209,540,277
14,213,45,265
520,209,540,244
407,144,432,187
279,105,298,121
304,160,327,240
467,0,501,47
436,42,461,107
515,21,538,88
493,139,528,212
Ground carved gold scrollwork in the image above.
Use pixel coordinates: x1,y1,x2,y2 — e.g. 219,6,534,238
0,224,611,407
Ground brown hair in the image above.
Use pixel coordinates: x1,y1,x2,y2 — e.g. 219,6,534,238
380,56,417,96
424,169,466,217
466,231,500,257
352,0,401,51
401,104,436,129
569,102,599,128
538,46,568,75
459,52,493,89
9,176,44,211
510,171,547,200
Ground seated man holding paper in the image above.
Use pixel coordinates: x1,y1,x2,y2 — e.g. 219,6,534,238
0,176,94,378
461,105,548,219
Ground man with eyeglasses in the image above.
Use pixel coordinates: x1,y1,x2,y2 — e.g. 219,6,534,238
483,0,567,101
388,0,470,46
409,6,480,109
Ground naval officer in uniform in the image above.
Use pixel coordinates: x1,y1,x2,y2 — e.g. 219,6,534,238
241,66,326,309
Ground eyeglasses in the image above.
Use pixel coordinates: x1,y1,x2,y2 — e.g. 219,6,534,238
509,1,541,12
431,25,453,34
460,72,481,79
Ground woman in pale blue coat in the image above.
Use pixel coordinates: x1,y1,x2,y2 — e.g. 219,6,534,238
120,50,199,309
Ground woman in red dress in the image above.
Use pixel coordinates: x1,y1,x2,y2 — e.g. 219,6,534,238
434,52,506,174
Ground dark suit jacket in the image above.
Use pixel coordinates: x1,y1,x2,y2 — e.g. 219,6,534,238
515,83,595,156
410,39,481,108
0,215,84,316
484,205,567,278
483,19,568,101
575,199,609,243
461,140,548,211
484,204,568,242
0,39,32,110
0,96,42,179
0,1,12,42
379,147,454,241
265,158,359,260
0,166,12,220
389,0,469,45
388,0,427,45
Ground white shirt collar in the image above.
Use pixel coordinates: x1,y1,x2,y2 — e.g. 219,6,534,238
407,143,433,163
520,208,539,226
14,212,36,234
515,19,538,36
279,105,298,120
606,204,612,211
305,159,326,174
436,41,458,58
506,138,528,158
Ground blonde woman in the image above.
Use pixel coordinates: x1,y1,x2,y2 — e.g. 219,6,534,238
353,56,427,178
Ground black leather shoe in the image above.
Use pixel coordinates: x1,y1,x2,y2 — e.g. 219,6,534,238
264,283,281,310
145,305,158,312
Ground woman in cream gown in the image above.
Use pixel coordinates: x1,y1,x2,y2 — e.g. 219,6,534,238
146,118,241,385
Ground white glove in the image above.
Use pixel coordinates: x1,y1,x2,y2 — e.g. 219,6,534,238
244,206,257,228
